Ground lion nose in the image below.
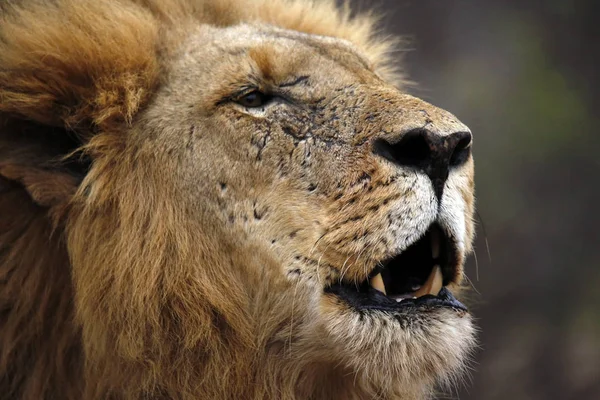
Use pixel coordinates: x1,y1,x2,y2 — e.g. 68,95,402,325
372,128,472,199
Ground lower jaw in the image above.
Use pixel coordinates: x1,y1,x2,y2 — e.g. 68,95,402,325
315,290,476,400
324,285,467,313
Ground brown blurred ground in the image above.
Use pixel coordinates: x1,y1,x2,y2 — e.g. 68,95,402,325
354,0,600,399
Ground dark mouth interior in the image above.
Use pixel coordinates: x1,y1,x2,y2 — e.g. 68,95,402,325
326,223,466,311
376,224,452,297
380,226,440,296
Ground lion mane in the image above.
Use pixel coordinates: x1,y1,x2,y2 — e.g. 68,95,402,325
0,1,476,399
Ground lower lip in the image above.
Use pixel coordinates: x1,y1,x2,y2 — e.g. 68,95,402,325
325,286,467,313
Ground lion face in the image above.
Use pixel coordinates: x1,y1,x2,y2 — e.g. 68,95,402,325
126,23,476,396
0,2,476,398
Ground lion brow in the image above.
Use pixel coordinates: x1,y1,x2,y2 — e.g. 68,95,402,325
278,75,310,88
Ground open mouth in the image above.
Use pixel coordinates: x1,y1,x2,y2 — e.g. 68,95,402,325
326,223,467,312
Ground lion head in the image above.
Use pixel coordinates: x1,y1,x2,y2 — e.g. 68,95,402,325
0,0,476,399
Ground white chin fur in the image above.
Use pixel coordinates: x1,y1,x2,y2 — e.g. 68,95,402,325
319,298,477,398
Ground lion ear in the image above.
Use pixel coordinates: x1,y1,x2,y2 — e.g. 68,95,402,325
0,119,88,208
0,0,160,208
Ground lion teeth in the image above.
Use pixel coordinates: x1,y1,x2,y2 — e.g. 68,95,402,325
413,265,443,297
370,273,386,295
390,294,411,302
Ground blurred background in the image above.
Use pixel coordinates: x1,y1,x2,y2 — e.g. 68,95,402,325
356,0,600,399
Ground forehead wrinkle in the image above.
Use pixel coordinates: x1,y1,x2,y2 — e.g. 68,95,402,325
247,43,310,84
256,30,377,84
265,29,372,69
210,26,378,88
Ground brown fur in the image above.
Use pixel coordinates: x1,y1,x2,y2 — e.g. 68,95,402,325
0,1,476,399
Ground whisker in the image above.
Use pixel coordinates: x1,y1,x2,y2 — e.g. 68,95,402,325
362,243,377,284
475,209,491,264
484,236,491,264
308,232,327,258
347,246,368,289
339,254,352,283
472,247,479,282
316,241,334,285
463,273,480,295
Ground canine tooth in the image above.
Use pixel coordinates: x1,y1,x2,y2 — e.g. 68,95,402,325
431,228,441,259
413,265,443,297
370,273,386,295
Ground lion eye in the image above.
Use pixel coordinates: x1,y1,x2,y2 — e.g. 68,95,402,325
235,91,272,108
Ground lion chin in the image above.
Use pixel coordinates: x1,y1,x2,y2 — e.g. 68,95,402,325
0,0,477,399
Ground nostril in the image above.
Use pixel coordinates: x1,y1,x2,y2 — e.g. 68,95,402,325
372,128,472,200
372,130,431,169
449,131,472,167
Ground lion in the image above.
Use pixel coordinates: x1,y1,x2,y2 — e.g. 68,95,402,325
0,0,477,398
